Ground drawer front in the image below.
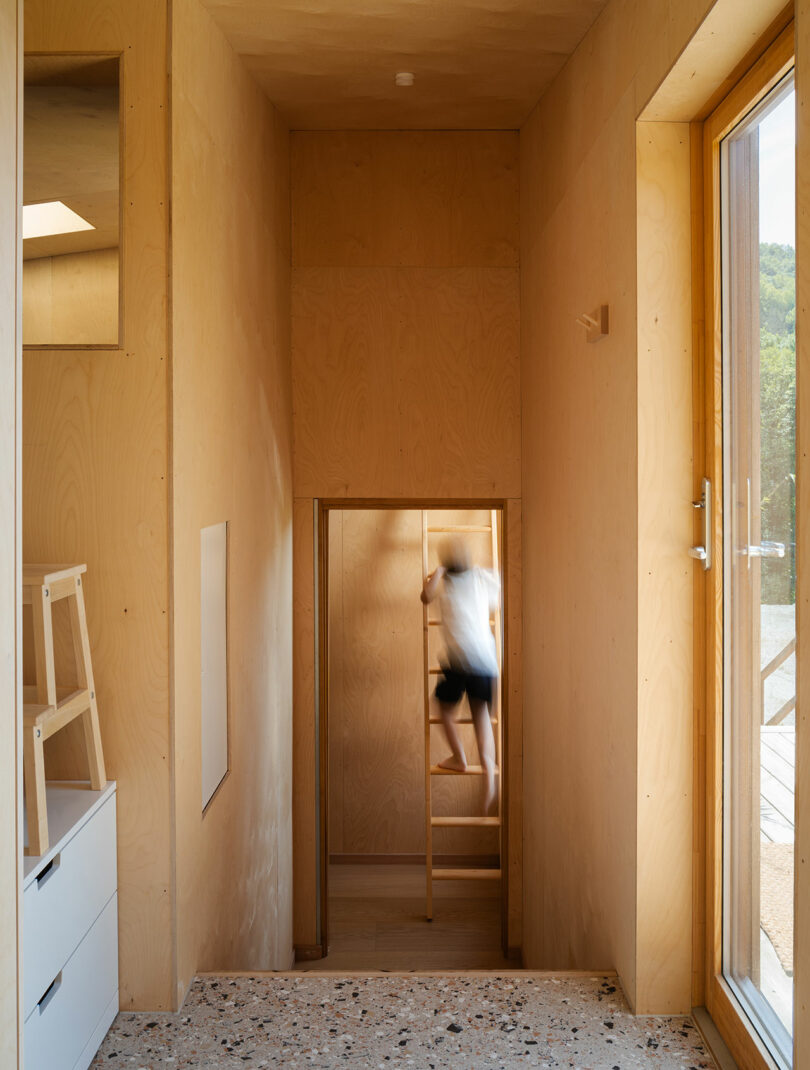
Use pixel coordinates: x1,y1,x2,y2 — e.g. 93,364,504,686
24,793,117,1019
25,893,118,1070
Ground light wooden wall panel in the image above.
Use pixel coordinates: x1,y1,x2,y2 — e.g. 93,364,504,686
328,509,497,858
23,0,171,1011
635,121,694,1014
293,267,520,500
23,247,118,346
520,0,800,1016
171,0,293,999
292,132,518,268
291,131,521,502
291,131,522,953
0,0,21,1061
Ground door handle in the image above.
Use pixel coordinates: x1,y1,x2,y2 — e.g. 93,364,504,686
690,477,712,570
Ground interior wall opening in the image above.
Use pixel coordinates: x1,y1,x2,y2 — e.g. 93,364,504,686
300,504,518,971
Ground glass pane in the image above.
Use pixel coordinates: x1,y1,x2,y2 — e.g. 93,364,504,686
722,73,795,1068
23,55,120,347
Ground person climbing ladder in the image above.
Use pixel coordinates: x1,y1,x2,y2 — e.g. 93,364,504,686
421,536,500,813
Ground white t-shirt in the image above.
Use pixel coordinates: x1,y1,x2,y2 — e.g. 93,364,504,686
438,567,500,676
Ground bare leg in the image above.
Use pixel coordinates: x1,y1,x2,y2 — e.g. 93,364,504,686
437,701,467,771
470,698,496,812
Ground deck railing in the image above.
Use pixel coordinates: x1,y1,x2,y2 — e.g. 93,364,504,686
761,635,796,725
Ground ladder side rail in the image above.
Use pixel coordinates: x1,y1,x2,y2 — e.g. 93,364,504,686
422,510,433,920
490,510,504,876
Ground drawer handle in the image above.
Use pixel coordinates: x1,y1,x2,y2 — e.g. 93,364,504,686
35,853,61,889
37,972,62,1015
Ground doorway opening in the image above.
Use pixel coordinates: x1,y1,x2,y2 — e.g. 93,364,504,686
300,502,518,971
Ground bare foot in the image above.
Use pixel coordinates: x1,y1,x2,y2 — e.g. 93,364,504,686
437,754,467,772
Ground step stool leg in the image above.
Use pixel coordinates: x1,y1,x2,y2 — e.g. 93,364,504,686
31,583,56,707
23,723,48,857
68,576,106,789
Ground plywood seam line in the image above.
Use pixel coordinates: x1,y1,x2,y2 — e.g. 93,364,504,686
165,0,180,1011
12,0,23,1055
423,510,503,917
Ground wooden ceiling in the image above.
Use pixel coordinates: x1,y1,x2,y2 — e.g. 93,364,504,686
201,0,608,129
24,58,119,261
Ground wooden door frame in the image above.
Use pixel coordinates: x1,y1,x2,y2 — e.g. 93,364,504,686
315,497,513,958
697,23,795,1069
1,0,23,1063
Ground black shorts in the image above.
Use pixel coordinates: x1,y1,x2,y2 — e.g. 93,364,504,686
435,667,494,707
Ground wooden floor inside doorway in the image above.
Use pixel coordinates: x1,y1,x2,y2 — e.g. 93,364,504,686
294,864,518,971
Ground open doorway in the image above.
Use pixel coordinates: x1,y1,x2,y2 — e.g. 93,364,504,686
299,503,516,971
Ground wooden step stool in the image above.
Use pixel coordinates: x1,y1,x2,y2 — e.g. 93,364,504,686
23,564,106,857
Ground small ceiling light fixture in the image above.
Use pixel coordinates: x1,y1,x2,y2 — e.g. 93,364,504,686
23,200,95,240
395,72,415,87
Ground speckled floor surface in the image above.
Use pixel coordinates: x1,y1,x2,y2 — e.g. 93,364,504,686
92,974,717,1069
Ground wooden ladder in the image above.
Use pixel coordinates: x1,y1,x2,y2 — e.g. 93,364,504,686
23,564,107,856
422,511,503,920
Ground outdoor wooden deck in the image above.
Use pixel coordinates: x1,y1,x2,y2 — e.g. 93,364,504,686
761,725,795,843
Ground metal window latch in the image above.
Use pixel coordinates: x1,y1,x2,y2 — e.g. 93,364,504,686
689,477,712,571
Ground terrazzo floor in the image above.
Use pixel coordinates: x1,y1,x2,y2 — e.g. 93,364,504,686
91,974,717,1069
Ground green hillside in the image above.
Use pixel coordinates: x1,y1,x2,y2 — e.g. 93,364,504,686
760,242,795,604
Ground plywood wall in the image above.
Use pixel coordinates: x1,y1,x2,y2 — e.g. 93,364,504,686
170,0,293,999
0,0,20,1061
23,247,118,346
23,0,171,1011
519,0,792,1015
291,131,522,953
635,121,694,1013
328,509,498,860
291,131,520,501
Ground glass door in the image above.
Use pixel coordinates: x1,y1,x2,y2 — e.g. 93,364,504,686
721,71,795,1068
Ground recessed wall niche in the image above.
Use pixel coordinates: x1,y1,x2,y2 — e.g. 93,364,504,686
23,55,120,347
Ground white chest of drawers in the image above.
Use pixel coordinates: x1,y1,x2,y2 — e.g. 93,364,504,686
23,782,119,1070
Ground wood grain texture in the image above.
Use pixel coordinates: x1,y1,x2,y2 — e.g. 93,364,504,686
635,121,694,1014
23,248,118,346
292,267,520,500
170,0,293,1000
291,131,520,501
23,0,171,1011
0,0,21,1062
794,3,809,1063
294,864,514,972
199,0,606,130
519,0,735,1011
292,132,518,269
638,0,790,122
521,0,799,1021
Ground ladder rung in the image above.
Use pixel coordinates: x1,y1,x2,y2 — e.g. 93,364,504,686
431,816,500,827
428,716,498,724
430,764,495,775
428,618,496,626
432,868,502,880
427,525,492,533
